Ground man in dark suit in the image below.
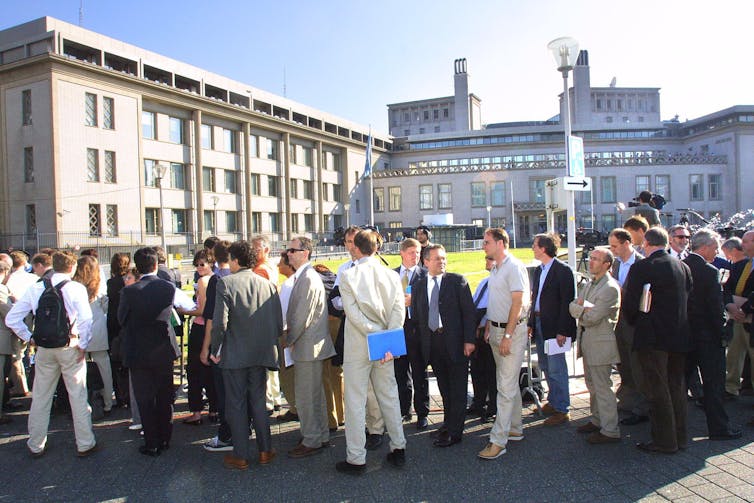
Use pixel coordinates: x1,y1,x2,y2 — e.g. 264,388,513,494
529,233,576,426
685,229,741,440
393,238,428,429
724,230,754,396
211,240,282,470
412,244,476,447
118,247,195,457
622,227,693,454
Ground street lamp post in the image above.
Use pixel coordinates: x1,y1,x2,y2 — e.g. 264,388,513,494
547,37,579,270
486,205,492,229
153,163,169,250
211,195,220,235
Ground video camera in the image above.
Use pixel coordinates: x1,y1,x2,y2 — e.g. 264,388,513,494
575,228,605,248
627,192,666,210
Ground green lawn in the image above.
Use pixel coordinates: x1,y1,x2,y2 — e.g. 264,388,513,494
312,248,536,293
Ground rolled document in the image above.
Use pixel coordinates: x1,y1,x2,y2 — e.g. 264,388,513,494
639,283,652,313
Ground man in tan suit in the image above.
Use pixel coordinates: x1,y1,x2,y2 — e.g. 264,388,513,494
336,230,406,474
286,236,336,459
570,248,622,444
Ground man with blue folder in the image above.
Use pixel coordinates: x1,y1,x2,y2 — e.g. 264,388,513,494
336,229,407,474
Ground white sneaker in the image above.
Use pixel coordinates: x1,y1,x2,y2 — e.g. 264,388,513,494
203,436,234,452
128,423,142,431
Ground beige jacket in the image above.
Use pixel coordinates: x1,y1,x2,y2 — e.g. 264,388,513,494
569,274,621,366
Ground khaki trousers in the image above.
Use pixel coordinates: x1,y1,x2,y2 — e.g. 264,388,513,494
28,344,95,453
583,358,620,438
488,322,526,447
725,322,754,395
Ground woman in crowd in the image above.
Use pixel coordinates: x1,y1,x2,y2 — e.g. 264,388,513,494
107,253,130,407
73,255,114,414
182,249,217,425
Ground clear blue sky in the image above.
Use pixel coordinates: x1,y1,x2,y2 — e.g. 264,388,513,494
3,0,753,134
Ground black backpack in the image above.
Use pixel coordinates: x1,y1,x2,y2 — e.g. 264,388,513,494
33,279,72,348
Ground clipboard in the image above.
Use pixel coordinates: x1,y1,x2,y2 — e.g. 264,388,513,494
367,328,406,361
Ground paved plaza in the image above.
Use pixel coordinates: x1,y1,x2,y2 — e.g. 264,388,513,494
1,366,753,503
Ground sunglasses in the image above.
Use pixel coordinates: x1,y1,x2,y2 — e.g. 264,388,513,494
672,235,690,239
286,248,306,253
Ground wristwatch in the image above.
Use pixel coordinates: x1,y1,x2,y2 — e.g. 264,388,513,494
503,333,512,339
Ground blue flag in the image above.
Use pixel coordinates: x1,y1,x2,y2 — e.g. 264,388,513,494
364,133,372,178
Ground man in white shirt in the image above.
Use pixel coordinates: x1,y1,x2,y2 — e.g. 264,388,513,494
5,250,38,397
6,251,98,458
668,225,691,260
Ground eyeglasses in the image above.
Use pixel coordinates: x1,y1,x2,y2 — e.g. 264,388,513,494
672,235,690,240
286,248,306,254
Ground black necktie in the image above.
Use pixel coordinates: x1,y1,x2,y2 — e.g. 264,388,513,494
474,281,488,308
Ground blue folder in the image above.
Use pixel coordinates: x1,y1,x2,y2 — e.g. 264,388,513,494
367,327,407,361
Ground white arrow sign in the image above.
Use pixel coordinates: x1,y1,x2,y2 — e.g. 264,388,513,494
563,176,591,191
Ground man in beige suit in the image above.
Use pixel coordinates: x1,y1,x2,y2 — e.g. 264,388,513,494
336,230,406,474
286,236,336,459
569,248,622,444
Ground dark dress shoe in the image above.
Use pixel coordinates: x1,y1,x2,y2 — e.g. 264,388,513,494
223,454,249,470
278,410,299,422
709,429,743,441
365,433,384,450
77,442,101,458
402,413,413,422
259,449,276,465
336,460,366,475
635,442,677,454
139,445,160,457
386,448,405,467
620,414,649,426
416,416,428,430
577,422,600,434
288,443,323,458
466,406,483,417
481,412,496,423
434,434,462,448
429,427,448,440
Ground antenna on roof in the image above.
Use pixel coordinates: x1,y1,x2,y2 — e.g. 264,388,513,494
78,0,84,26
609,76,617,87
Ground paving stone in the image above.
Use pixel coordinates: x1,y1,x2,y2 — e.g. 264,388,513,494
655,482,695,500
689,483,736,501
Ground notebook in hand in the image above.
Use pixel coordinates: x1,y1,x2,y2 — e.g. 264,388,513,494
367,328,407,361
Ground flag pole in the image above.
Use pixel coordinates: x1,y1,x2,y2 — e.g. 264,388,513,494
366,127,374,227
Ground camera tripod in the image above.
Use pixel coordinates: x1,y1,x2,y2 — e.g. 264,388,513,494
577,244,594,274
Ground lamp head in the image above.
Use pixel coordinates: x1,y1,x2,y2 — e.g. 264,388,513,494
547,37,579,73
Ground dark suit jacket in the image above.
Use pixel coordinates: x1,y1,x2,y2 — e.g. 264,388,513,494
622,249,693,352
684,253,725,343
394,265,426,339
117,275,177,369
723,258,754,304
412,272,476,365
529,258,577,340
106,275,125,343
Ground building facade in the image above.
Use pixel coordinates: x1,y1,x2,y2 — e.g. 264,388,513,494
0,17,388,251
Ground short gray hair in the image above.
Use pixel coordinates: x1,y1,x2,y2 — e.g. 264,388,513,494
691,228,720,252
721,237,743,252
644,227,668,248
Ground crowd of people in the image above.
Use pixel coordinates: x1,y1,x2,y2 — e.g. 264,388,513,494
0,213,752,471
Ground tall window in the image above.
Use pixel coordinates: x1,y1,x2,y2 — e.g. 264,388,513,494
25,204,36,235
690,174,704,201
268,176,280,197
491,182,506,206
269,213,280,233
333,184,342,202
201,124,212,149
106,204,118,236
86,148,99,182
172,209,187,233
202,167,216,192
438,183,452,209
303,180,313,199
203,211,215,233
250,174,260,195
303,147,313,167
88,204,101,236
419,185,433,210
144,159,156,187
471,182,486,207
224,170,236,193
22,89,32,125
266,138,277,160
85,93,97,126
290,179,299,199
251,212,262,233
322,183,330,202
389,187,401,211
332,152,341,172
226,211,238,233
249,134,258,157
145,208,160,234
23,147,34,183
635,175,650,195
103,97,114,129
529,179,546,203
290,214,300,234
708,174,721,200
600,177,616,203
142,111,155,139
104,151,116,183
170,163,186,189
374,188,385,212
223,129,235,153
289,144,298,165
304,214,313,231
655,175,670,201
169,117,184,144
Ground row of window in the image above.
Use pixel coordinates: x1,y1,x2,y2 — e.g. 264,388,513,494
85,93,115,129
393,107,450,126
142,209,319,235
593,96,656,113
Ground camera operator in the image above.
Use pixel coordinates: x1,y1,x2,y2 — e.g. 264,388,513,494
633,191,661,227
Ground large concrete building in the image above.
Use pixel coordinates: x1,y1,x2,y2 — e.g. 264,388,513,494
1,17,752,251
374,53,753,242
0,17,389,250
